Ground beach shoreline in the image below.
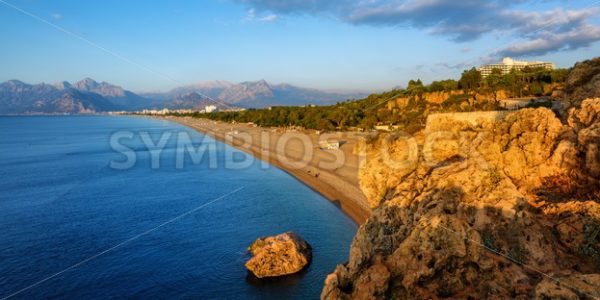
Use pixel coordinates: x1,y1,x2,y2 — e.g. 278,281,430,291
156,116,371,224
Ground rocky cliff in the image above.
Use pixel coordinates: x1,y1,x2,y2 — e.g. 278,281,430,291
386,88,546,111
322,99,600,299
566,58,600,104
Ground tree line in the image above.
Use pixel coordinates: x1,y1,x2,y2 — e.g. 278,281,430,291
170,66,568,132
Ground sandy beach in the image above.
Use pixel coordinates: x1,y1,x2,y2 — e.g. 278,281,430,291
159,116,371,224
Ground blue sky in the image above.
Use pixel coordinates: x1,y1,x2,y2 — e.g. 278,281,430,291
1,0,599,92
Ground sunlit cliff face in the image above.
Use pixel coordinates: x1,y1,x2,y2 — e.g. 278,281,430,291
323,100,600,299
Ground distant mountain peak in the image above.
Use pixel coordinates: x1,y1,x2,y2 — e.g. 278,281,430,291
0,79,117,114
72,78,126,98
191,80,234,89
175,91,206,100
149,79,370,108
169,91,231,110
5,79,27,87
81,77,98,84
1,78,371,114
53,81,72,90
241,79,270,86
78,77,97,84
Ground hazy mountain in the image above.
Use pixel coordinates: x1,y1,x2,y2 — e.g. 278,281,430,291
71,78,127,97
269,83,367,107
0,78,174,114
151,79,369,108
167,92,232,110
0,80,119,114
0,78,370,114
62,78,154,110
53,81,73,90
142,80,235,102
171,80,235,99
218,80,274,106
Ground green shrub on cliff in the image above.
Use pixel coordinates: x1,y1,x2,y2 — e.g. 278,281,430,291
173,60,583,131
566,57,600,103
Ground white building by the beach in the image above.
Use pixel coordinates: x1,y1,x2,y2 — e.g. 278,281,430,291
205,105,218,113
478,57,555,77
319,140,340,150
141,108,171,115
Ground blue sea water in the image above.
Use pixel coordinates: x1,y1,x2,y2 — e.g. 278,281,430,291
0,116,357,299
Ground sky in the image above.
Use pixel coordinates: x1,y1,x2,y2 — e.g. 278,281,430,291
1,0,599,93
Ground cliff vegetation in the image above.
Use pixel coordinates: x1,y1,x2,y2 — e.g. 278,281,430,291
173,65,569,133
321,97,600,298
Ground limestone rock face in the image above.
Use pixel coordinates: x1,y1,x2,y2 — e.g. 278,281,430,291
566,57,600,103
535,274,600,299
245,232,312,278
569,99,600,181
323,103,600,299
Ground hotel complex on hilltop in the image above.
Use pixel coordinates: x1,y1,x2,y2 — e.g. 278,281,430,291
478,57,555,77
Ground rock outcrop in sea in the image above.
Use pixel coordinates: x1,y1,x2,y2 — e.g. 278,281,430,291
322,99,600,299
245,232,312,278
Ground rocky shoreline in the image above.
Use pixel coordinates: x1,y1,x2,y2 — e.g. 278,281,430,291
322,100,600,299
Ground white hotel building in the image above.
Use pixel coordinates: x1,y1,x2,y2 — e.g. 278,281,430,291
478,57,555,77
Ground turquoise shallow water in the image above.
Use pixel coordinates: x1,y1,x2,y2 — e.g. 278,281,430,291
0,116,357,299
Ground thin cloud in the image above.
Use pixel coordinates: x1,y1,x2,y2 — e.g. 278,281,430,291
258,14,279,22
235,0,347,14
436,62,471,70
244,7,280,23
234,0,600,57
244,8,256,21
51,13,62,20
497,24,600,57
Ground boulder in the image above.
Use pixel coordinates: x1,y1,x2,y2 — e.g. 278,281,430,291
245,232,312,278
569,99,600,181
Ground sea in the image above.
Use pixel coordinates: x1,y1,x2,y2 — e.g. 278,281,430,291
0,116,357,299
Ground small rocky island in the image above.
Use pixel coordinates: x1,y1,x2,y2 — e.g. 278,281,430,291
245,232,312,278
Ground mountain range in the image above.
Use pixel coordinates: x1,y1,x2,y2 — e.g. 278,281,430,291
0,78,369,114
146,79,368,108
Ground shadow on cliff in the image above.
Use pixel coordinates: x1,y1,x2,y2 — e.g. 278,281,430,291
532,174,600,204
327,184,600,299
245,260,312,288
